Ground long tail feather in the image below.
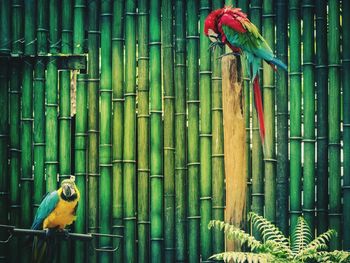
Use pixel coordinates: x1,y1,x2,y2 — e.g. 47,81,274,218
269,57,287,71
253,76,265,147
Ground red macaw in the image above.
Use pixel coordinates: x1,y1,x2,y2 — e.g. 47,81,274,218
204,6,287,147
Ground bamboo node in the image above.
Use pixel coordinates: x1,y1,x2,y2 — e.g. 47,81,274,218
112,37,124,42
301,4,315,8
137,221,150,224
33,142,45,146
124,217,136,221
175,63,186,67
262,13,276,18
112,98,125,102
88,173,100,177
328,213,342,217
200,133,212,137
59,174,71,179
21,118,34,122
187,100,200,104
175,167,187,171
88,129,99,134
0,134,8,138
88,30,100,35
263,85,275,90
200,196,212,200
187,162,200,166
289,71,302,76
45,103,58,107
149,42,162,46
315,65,328,69
137,114,150,118
124,92,136,97
123,160,136,163
211,107,223,112
328,63,341,68
212,77,222,81
112,160,123,163
75,132,88,137
125,12,137,16
186,35,199,40
199,70,212,75
150,110,162,114
164,147,175,151
10,204,21,209
303,138,316,143
58,116,71,120
175,112,186,116
289,210,302,214
0,192,9,196
302,208,316,212
150,174,164,178
100,164,113,167
138,12,149,16
151,238,164,241
164,96,175,100
100,89,113,93
20,177,34,181
302,62,315,66
212,206,225,209
45,161,59,164
250,6,263,10
138,56,149,61
101,12,113,17
9,90,21,94
187,216,200,220
251,193,264,197
137,168,150,172
211,153,224,157
74,4,86,8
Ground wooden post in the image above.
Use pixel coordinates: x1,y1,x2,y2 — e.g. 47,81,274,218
222,55,246,251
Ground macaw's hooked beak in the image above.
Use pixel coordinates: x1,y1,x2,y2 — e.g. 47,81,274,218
62,184,75,198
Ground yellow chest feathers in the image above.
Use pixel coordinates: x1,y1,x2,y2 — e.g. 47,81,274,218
43,194,79,229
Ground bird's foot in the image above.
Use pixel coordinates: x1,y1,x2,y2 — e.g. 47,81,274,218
57,228,70,239
45,228,55,239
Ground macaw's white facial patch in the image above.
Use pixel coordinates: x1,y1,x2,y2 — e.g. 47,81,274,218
208,29,219,43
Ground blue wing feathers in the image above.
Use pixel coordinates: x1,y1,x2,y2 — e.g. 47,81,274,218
31,191,59,230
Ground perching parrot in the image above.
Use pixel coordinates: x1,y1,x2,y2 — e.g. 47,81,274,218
31,177,80,262
204,6,287,148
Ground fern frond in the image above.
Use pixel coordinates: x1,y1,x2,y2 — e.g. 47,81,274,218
297,229,337,259
314,250,350,263
248,212,291,254
210,252,276,263
291,216,312,255
208,220,263,251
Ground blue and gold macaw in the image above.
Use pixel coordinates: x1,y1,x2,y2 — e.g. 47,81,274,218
31,178,80,262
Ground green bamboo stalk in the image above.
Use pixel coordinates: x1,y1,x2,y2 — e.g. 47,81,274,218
237,0,251,233
289,0,302,241
212,0,225,254
73,0,85,55
21,0,35,226
9,62,21,263
174,0,187,260
250,0,264,238
59,1,73,261
9,1,23,260
87,0,100,261
199,0,212,260
20,2,35,260
124,0,137,262
275,0,288,235
0,59,9,262
0,0,11,53
162,0,175,261
58,70,72,262
74,73,88,263
150,0,163,261
315,0,328,236
112,0,124,262
328,0,341,250
138,0,150,262
73,2,87,262
302,0,315,235
186,1,200,262
33,0,48,216
262,0,275,224
46,0,59,192
343,0,350,250
11,0,24,54
100,0,112,261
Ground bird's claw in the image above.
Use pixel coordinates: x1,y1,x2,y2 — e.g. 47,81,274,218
58,229,70,240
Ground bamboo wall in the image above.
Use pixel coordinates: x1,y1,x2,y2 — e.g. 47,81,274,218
0,0,349,262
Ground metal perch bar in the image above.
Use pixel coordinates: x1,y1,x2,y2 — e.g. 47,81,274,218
0,224,123,253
